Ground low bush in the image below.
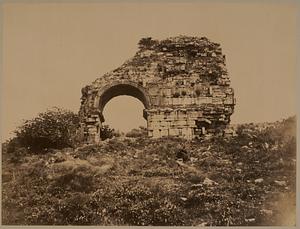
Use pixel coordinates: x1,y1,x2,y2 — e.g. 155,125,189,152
100,125,120,140
125,126,148,138
8,107,80,153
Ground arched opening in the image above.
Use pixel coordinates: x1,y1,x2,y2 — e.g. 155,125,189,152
93,83,150,139
96,83,150,112
102,95,147,134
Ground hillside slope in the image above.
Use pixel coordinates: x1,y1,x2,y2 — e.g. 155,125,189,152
2,117,296,226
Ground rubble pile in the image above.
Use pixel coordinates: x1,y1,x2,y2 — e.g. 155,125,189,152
79,36,235,143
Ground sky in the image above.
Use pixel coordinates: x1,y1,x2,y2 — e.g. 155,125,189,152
1,1,298,140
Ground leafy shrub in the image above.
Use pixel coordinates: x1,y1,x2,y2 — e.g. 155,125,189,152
125,126,148,138
2,138,29,163
138,37,157,49
5,138,22,154
10,107,80,152
100,125,120,140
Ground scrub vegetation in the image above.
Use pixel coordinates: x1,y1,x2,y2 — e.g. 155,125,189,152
2,111,296,226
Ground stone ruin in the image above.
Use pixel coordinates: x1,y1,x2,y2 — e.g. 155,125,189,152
79,36,235,143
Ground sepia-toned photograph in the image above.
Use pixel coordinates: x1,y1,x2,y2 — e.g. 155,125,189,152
1,0,298,226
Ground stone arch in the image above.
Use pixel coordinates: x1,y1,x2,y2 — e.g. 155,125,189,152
79,36,236,143
94,81,151,122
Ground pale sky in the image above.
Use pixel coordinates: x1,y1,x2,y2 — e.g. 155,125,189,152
1,1,298,140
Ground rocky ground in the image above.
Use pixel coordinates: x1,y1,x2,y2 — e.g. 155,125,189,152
1,117,296,226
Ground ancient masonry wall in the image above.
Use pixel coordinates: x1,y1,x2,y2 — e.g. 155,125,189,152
79,36,235,143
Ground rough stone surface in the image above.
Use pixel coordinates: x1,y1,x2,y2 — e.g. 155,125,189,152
79,36,235,143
